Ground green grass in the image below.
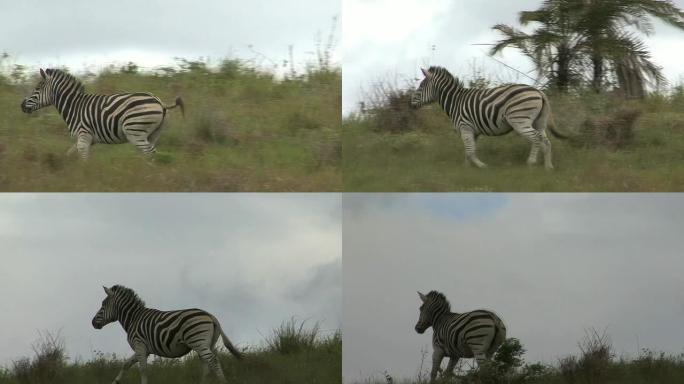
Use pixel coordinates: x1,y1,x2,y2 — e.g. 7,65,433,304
0,60,341,191
0,322,341,384
343,91,684,192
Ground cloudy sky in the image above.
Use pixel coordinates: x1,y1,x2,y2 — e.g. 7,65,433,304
343,0,684,114
0,194,341,366
343,194,684,382
0,0,339,75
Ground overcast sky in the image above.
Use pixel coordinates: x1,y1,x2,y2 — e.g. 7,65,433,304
343,194,684,382
0,194,341,366
343,0,684,114
0,0,339,75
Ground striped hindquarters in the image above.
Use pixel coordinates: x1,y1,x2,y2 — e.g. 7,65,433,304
132,308,218,358
78,93,165,144
460,85,544,136
438,310,506,358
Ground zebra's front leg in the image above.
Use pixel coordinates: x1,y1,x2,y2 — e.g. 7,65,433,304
430,346,445,383
112,354,138,384
66,143,78,157
443,356,459,379
76,133,93,160
460,130,487,168
132,345,149,384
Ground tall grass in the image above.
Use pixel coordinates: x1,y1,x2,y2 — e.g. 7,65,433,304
359,330,684,384
0,320,341,384
0,54,341,191
343,76,684,192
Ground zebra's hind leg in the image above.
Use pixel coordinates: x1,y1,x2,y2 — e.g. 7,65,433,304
459,129,487,168
540,129,553,170
509,122,548,168
125,132,156,156
195,346,227,383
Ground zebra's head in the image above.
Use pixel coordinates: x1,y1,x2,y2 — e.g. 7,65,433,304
92,286,117,329
415,290,450,334
21,69,54,113
410,68,439,109
92,285,145,329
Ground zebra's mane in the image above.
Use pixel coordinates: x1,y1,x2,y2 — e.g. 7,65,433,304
45,68,85,93
426,290,451,311
111,285,146,308
427,66,464,88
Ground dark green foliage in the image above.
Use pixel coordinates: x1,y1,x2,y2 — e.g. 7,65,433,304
359,331,684,384
491,0,684,96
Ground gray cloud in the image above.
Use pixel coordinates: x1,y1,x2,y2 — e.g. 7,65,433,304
342,194,684,382
343,0,684,113
0,0,339,73
0,194,341,365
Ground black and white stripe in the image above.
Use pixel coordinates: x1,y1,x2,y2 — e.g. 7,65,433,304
410,66,565,169
21,68,183,159
92,285,241,384
415,291,506,382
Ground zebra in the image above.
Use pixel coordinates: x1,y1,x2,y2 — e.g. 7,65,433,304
410,66,567,170
415,291,506,382
92,285,242,384
21,68,183,159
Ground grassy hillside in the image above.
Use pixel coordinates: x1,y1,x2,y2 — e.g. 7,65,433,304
343,88,684,192
0,60,341,191
0,320,341,384
357,334,684,384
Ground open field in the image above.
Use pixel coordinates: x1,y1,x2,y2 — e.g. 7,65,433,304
0,60,341,191
0,320,341,384
343,91,684,192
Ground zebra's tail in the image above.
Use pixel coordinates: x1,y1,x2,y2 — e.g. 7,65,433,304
216,322,244,360
164,97,185,118
540,93,568,140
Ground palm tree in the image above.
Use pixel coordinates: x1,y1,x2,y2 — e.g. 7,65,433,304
491,0,684,97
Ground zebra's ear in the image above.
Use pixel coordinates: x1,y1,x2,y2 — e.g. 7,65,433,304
103,286,114,297
40,68,46,79
420,68,430,78
418,291,427,302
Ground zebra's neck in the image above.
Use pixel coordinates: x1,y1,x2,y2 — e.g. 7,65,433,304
50,79,85,126
431,309,453,330
436,81,465,121
116,304,147,334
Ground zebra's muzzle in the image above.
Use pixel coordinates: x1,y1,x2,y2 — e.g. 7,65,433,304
415,324,426,334
20,100,33,114
92,318,103,329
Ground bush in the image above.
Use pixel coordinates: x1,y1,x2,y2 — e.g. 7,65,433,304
264,318,320,355
576,108,641,150
9,330,67,384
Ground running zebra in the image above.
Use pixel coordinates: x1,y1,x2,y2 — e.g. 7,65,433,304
415,291,506,382
410,66,566,169
92,285,242,384
21,68,183,159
